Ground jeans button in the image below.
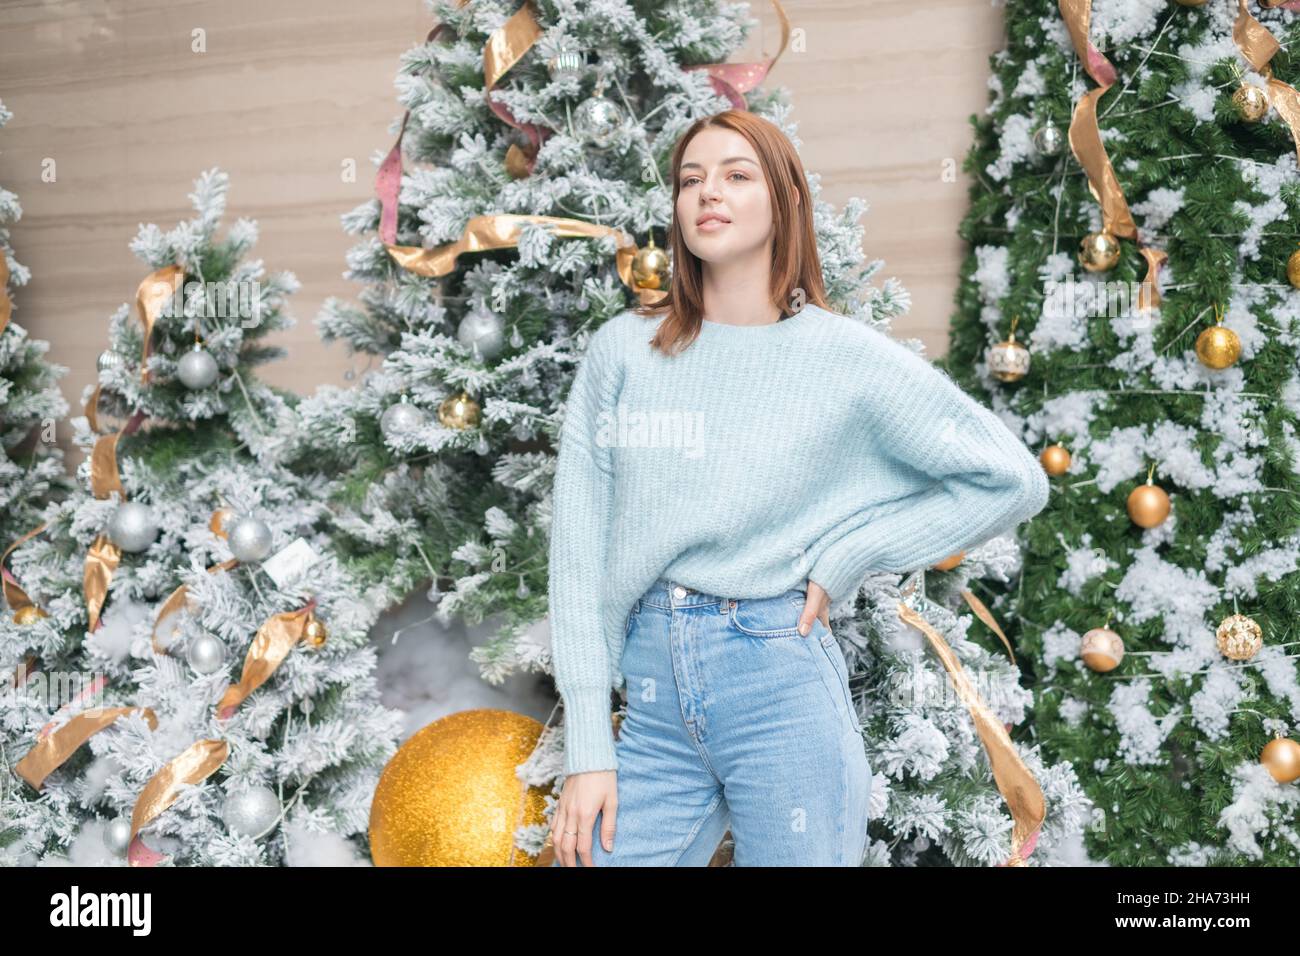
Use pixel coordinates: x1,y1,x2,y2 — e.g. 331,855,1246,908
673,585,687,599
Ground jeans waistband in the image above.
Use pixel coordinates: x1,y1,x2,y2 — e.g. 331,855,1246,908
640,577,807,611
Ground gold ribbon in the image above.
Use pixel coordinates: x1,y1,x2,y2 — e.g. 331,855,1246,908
385,214,660,303
1058,0,1166,312
133,264,185,387
217,598,319,720
896,601,1045,864
15,706,158,790
1233,0,1300,167
959,588,1017,666
3,522,48,618
0,253,11,337
127,738,230,866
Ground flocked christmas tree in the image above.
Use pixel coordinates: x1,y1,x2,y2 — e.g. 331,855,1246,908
948,0,1300,864
0,169,404,865
288,0,1091,865
0,98,72,556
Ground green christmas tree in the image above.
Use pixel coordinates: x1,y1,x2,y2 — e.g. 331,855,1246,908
949,0,1300,864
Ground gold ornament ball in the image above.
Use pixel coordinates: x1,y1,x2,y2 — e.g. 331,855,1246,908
13,605,49,625
1215,613,1262,661
210,507,236,537
931,551,965,572
1232,84,1269,123
1080,626,1125,672
1078,231,1120,272
303,616,328,648
986,337,1031,382
1287,245,1300,289
369,709,551,866
1127,482,1170,528
631,240,670,291
437,391,481,429
1195,324,1240,369
1260,736,1300,783
1040,444,1071,476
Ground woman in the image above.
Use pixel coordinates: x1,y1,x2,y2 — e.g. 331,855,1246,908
547,109,1049,866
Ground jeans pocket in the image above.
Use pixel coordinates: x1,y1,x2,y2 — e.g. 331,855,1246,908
729,594,805,638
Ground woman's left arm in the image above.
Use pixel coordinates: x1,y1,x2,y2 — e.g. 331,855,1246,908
807,330,1050,607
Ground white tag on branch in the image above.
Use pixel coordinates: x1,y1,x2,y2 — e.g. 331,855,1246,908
261,537,322,587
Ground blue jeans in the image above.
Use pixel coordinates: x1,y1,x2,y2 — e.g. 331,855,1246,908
561,578,872,866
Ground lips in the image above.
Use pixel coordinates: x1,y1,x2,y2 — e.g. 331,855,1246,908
696,214,731,226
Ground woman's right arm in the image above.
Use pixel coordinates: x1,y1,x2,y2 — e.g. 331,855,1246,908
548,324,620,776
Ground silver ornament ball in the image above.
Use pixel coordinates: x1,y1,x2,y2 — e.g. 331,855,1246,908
1032,124,1065,158
97,350,124,374
458,311,505,360
103,816,133,856
380,399,428,439
107,501,158,553
228,515,273,562
186,633,226,675
221,785,281,837
573,94,624,149
177,343,219,389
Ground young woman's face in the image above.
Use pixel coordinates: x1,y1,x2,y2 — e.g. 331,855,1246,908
675,127,774,266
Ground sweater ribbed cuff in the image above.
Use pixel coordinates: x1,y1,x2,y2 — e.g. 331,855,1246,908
561,685,617,776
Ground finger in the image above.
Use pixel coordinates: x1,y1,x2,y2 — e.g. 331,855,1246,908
576,810,597,867
550,805,569,866
797,597,816,636
599,796,617,852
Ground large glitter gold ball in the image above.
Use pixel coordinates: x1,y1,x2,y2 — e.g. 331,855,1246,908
13,605,49,625
631,239,669,291
1126,482,1170,528
437,391,481,430
1040,444,1071,476
369,709,551,866
1195,323,1240,369
1080,626,1124,672
1078,231,1120,272
1215,613,1262,661
1232,84,1269,123
1287,245,1300,289
1260,736,1300,783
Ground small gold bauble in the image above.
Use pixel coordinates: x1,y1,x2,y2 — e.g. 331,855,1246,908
630,238,670,291
1081,626,1124,672
1078,231,1120,272
987,338,1030,382
1215,613,1262,661
1232,84,1269,123
1195,323,1240,369
13,605,50,625
1040,444,1071,476
369,709,552,866
437,390,481,429
931,551,965,572
1260,735,1300,783
303,616,328,648
1127,481,1170,528
1287,245,1300,289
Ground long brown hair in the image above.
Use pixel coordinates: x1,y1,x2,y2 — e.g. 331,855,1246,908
634,109,831,356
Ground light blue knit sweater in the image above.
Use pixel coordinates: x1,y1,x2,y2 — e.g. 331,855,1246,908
548,303,1050,775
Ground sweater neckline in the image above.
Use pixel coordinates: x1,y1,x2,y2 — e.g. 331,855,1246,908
696,303,820,341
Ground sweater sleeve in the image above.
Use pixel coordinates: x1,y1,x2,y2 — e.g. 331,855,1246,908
548,324,620,776
808,330,1050,606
